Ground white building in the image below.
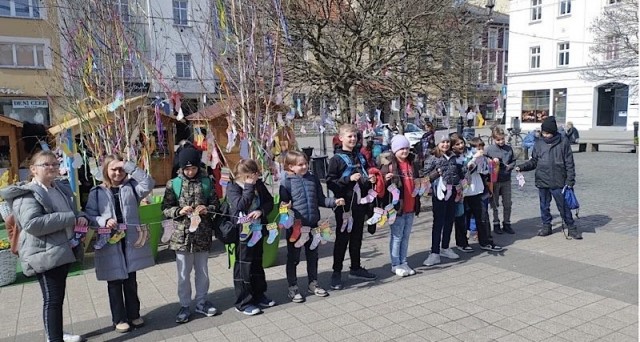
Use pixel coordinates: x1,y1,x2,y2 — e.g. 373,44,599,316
505,0,638,132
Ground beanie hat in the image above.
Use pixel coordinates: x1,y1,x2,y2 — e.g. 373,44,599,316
541,116,558,134
391,135,410,153
178,148,201,168
434,131,450,144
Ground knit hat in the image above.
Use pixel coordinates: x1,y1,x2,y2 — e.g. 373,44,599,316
178,148,201,168
541,116,558,134
434,131,450,144
391,135,410,153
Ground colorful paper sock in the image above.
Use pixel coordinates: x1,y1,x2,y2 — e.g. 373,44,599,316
247,222,263,247
341,212,352,232
238,216,251,241
266,223,279,244
161,220,176,243
411,180,420,197
385,204,397,225
366,207,385,225
376,210,388,228
108,224,127,244
278,204,290,228
189,214,201,232
388,184,400,204
359,189,378,204
444,184,453,201
319,222,333,243
309,228,322,250
94,228,111,250
239,138,250,160
289,220,302,242
69,224,88,248
419,180,429,196
516,173,525,187
294,227,311,248
134,224,149,248
353,183,362,204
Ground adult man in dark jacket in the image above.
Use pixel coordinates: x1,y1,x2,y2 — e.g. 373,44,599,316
515,116,582,239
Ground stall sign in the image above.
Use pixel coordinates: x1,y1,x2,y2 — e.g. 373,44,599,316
12,100,49,108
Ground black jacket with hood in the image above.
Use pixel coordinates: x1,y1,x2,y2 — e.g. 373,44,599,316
517,133,575,189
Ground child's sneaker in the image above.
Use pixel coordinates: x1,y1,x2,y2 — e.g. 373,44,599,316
480,244,503,251
288,285,304,303
349,267,377,280
502,223,515,234
236,305,262,316
393,266,409,277
175,306,190,324
423,253,441,266
401,263,416,276
256,296,276,308
308,281,328,297
440,248,460,259
195,301,218,317
330,271,343,290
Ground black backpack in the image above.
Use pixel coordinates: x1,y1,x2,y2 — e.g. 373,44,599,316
212,200,237,244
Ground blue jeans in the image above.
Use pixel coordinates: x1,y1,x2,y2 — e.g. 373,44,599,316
389,213,415,267
539,188,574,226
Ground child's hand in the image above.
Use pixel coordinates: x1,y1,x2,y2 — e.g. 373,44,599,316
493,158,500,164
76,217,88,227
179,206,193,216
247,210,262,220
195,205,207,215
106,218,117,229
514,166,521,172
474,150,484,158
282,201,292,208
384,173,394,181
335,198,345,206
245,173,259,184
350,173,361,182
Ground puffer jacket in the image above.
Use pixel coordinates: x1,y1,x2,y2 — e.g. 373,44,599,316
161,171,221,253
280,172,336,227
378,151,421,216
84,161,155,281
518,134,575,189
0,179,84,277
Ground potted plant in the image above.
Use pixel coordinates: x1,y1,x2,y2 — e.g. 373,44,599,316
0,238,17,286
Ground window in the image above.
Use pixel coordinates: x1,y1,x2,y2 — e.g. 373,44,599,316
0,43,45,68
521,89,550,123
173,0,188,26
488,29,498,49
531,0,542,21
503,30,509,50
553,89,567,123
488,64,497,84
0,0,40,18
530,46,540,69
559,0,571,15
175,53,191,78
606,36,620,60
558,42,570,66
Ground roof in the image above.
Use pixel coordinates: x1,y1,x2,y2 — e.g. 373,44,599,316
186,97,241,121
48,95,148,135
0,115,24,128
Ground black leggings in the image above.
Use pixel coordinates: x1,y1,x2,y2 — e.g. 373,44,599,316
37,263,71,342
107,272,141,325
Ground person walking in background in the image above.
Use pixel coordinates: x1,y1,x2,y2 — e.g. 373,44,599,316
162,148,221,323
484,128,516,235
0,150,87,342
85,155,155,333
565,122,580,144
515,116,582,240
466,107,475,127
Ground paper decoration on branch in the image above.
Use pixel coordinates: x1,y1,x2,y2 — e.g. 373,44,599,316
107,90,124,112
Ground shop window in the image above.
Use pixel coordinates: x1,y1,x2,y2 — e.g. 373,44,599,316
521,89,550,123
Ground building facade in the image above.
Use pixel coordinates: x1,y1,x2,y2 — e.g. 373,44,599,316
505,0,638,132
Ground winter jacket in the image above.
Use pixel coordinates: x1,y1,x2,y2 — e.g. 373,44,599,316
84,161,155,281
422,151,460,186
161,170,221,253
326,149,372,208
566,127,580,144
226,180,274,236
280,172,336,227
0,179,85,277
484,144,516,182
517,134,575,189
378,152,421,216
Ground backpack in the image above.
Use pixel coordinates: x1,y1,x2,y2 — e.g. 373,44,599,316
337,153,369,179
171,177,212,198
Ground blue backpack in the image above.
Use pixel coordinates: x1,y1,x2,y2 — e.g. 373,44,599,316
337,153,369,179
523,131,536,150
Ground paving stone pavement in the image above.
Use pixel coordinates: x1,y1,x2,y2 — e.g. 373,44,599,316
0,152,637,342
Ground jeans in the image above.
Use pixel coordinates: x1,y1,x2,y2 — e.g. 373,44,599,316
286,229,319,287
176,251,210,307
389,213,415,267
539,188,574,226
431,189,456,254
37,263,71,342
333,205,366,272
491,180,512,225
107,272,141,325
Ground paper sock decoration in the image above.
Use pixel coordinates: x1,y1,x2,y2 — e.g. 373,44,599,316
359,189,377,204
161,219,176,243
238,216,251,241
108,224,127,244
107,90,124,112
436,177,446,200
366,207,385,225
289,219,302,242
388,184,400,204
247,222,263,247
94,227,112,250
444,184,453,201
411,179,420,197
353,183,362,204
386,204,397,225
309,228,322,250
134,224,149,248
377,209,388,228
516,172,525,187
239,138,250,160
266,223,279,244
340,212,352,232
294,226,311,248
188,214,201,232
69,224,88,248
319,221,333,243
278,204,290,228
419,179,429,196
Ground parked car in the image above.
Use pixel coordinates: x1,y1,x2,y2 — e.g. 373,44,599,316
372,123,425,148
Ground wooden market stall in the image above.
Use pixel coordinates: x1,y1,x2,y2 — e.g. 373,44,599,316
0,115,24,183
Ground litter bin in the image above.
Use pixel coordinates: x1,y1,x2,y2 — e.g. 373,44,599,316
302,147,314,160
311,156,328,181
511,117,521,134
138,202,163,260
226,195,281,268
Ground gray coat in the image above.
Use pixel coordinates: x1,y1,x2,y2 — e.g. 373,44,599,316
0,179,84,277
84,161,155,281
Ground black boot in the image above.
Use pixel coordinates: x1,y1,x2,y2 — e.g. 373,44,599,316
493,223,503,234
537,224,552,237
567,226,583,240
502,223,515,234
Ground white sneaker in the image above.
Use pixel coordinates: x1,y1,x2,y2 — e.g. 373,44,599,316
423,253,441,266
395,267,410,277
46,333,83,342
391,265,397,274
440,248,460,260
401,263,416,276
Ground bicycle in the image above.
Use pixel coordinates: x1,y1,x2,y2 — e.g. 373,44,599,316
506,128,525,159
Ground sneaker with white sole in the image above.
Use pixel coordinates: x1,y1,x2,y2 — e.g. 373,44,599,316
394,266,409,277
195,301,218,317
401,263,416,276
455,245,474,253
175,306,190,324
480,244,503,251
236,304,262,316
423,253,441,266
440,248,460,259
